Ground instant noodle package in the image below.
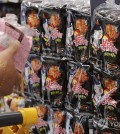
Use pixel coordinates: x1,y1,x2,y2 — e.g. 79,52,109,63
24,54,41,99
41,56,67,108
39,4,67,56
91,2,120,76
21,0,42,54
65,1,91,62
67,61,93,113
32,104,50,134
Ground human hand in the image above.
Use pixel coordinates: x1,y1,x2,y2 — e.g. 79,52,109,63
0,38,21,96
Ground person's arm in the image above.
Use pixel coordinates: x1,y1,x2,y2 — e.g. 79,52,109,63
0,38,21,96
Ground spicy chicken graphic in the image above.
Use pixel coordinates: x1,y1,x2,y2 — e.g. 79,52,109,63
26,10,40,29
104,78,117,94
46,66,62,91
100,78,117,122
74,123,84,134
53,111,66,134
72,67,88,85
72,67,88,95
74,19,88,47
74,19,88,36
37,104,48,119
49,14,61,30
54,111,65,125
105,24,118,42
35,105,49,134
73,18,89,62
100,24,118,57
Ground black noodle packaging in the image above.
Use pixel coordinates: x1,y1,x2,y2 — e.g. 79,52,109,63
24,54,41,98
39,4,67,56
67,61,93,113
66,4,91,62
92,69,119,118
41,56,67,108
33,104,50,134
91,3,120,76
92,69,103,115
92,69,120,131
66,112,93,134
51,109,66,134
21,0,42,54
99,77,120,130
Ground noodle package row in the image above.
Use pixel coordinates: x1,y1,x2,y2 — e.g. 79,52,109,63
21,0,91,60
31,103,93,134
24,55,94,110
24,54,120,109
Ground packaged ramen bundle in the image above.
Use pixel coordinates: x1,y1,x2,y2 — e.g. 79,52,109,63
21,0,42,54
67,61,93,113
92,69,103,116
32,104,50,134
91,1,120,76
41,56,67,108
67,113,93,134
65,0,91,62
21,0,42,28
24,54,41,98
39,2,67,56
51,108,66,134
96,74,120,130
70,117,85,134
91,67,120,131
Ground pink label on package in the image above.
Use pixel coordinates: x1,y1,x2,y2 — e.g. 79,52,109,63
0,21,32,72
